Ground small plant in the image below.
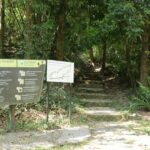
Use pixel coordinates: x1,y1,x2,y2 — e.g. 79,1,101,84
49,86,76,114
130,83,150,111
40,84,79,116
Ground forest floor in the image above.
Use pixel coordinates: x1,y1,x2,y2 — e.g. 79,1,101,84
1,79,150,150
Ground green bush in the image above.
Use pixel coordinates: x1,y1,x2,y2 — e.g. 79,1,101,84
130,84,150,111
40,84,78,115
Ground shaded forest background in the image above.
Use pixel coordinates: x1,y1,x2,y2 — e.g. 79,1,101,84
0,0,150,88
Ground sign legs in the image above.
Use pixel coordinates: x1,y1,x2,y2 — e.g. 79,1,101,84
68,83,72,124
46,83,50,123
9,105,15,132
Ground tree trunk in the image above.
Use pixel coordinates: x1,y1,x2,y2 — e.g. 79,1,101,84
25,0,32,58
101,40,106,72
140,24,149,86
56,0,66,61
0,0,5,57
125,44,131,78
125,43,136,88
89,47,95,63
0,0,2,56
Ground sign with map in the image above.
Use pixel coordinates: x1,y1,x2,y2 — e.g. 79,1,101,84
0,59,46,105
47,60,74,83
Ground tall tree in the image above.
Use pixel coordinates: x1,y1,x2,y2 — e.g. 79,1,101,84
25,0,33,58
89,47,95,63
136,1,150,86
56,0,66,60
0,0,5,57
101,40,107,72
140,23,149,86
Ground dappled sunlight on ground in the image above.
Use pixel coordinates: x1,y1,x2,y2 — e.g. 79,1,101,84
77,121,150,150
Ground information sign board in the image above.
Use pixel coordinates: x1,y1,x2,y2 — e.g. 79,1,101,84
47,60,74,83
0,59,46,105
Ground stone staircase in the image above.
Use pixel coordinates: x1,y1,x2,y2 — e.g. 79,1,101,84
76,80,121,117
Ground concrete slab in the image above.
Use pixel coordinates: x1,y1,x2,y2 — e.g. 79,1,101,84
0,126,91,150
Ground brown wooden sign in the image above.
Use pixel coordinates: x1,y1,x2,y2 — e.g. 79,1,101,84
0,59,46,105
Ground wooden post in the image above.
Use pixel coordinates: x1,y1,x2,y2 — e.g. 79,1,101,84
46,83,50,123
68,83,72,124
9,105,15,131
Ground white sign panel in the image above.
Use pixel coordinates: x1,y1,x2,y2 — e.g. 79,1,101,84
47,60,74,83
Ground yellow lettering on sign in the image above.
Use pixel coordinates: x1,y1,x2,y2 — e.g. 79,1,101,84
17,60,45,68
0,59,17,67
0,59,46,68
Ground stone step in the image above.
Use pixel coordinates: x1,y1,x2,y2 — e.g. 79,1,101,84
83,107,121,116
77,87,104,93
80,99,112,107
78,83,104,88
76,93,109,99
78,83,108,89
80,98,111,104
80,80,103,84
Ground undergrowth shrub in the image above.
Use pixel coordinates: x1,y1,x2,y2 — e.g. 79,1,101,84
130,83,150,111
41,84,78,115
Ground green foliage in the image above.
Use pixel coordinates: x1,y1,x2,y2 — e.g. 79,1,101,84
41,85,77,115
2,0,150,86
130,83,150,111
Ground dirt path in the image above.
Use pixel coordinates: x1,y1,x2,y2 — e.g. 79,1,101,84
75,81,150,150
77,121,150,150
